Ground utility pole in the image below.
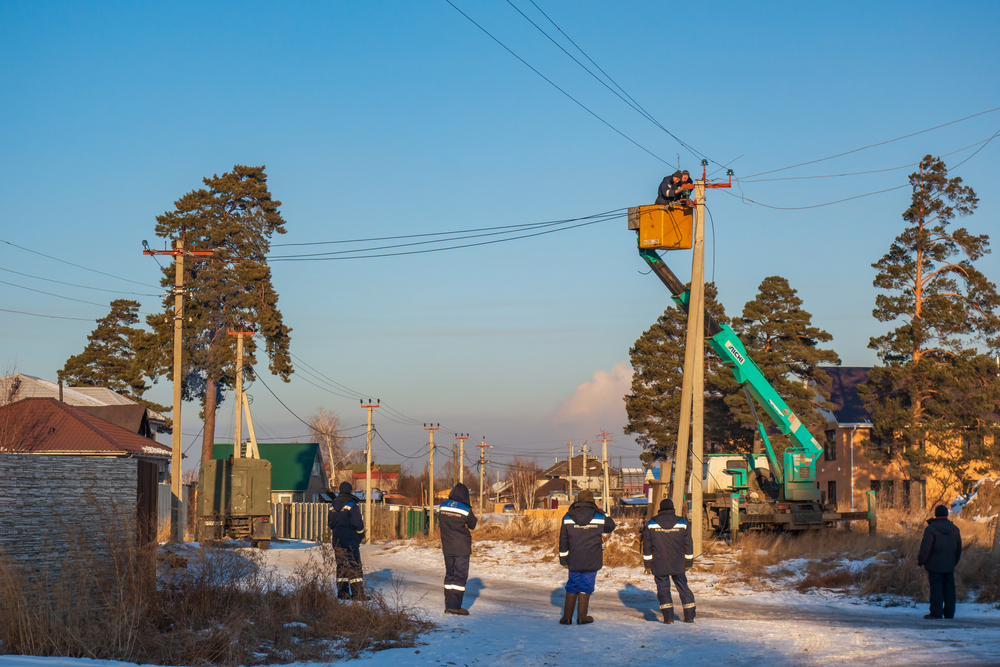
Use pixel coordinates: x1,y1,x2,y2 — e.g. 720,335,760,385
567,441,574,503
581,442,589,494
228,331,259,459
456,433,468,485
477,437,489,514
425,423,439,532
597,430,613,511
361,399,379,544
142,236,213,542
452,441,459,486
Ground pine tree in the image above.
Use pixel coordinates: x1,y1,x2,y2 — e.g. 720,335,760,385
860,155,1000,488
59,299,170,420
718,276,839,455
147,165,293,465
624,283,748,464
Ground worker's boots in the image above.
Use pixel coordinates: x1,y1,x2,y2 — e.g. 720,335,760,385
683,606,696,623
559,593,578,625
662,607,674,624
351,582,370,602
576,593,594,625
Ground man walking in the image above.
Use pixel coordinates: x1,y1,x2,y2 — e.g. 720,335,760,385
642,498,695,623
558,490,616,625
439,482,478,615
328,481,366,600
918,504,962,619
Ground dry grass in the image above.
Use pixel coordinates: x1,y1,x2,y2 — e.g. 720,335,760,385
0,503,430,665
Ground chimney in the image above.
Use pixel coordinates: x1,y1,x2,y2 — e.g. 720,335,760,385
58,379,63,402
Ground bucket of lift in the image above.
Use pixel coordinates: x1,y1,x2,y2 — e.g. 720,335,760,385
628,205,693,250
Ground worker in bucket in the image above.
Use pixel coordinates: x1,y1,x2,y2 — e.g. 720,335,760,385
328,481,367,600
677,170,695,206
438,482,479,615
558,490,616,625
918,504,962,619
655,171,683,206
642,498,695,623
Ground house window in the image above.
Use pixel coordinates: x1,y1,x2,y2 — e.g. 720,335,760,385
827,481,837,507
902,480,925,510
961,433,981,455
824,430,837,461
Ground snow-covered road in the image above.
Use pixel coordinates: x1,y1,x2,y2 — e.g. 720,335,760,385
3,539,999,667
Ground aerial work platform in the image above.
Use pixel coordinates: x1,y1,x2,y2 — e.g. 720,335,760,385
627,204,693,250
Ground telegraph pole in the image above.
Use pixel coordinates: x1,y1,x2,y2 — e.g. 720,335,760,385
597,430,613,511
228,331,255,458
142,236,212,542
477,437,489,514
456,433,468,485
581,442,589,494
567,441,574,503
361,400,379,544
425,423,439,532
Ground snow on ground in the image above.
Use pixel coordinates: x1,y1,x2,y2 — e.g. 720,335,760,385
3,538,1000,667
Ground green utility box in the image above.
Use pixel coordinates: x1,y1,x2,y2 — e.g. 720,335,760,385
198,457,273,548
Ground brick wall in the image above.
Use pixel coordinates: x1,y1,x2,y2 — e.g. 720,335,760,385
0,454,137,573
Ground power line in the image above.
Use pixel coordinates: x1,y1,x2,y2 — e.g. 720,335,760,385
0,306,95,321
0,238,160,289
373,427,427,461
443,0,670,166
0,266,162,297
0,278,152,313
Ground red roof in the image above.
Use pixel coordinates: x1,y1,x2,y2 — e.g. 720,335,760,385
0,398,171,458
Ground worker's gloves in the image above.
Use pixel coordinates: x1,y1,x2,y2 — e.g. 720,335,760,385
559,556,568,568
643,562,652,573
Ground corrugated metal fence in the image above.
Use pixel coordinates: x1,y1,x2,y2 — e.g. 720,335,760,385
156,482,189,539
271,503,427,542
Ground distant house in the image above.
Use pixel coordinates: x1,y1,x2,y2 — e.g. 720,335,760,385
542,454,620,500
212,442,328,503
0,373,169,432
345,463,400,493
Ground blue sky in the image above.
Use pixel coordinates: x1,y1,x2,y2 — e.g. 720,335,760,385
2,1,999,476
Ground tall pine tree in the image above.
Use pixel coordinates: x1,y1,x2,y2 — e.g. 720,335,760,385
624,283,749,464
59,299,169,421
147,165,293,465
860,155,1000,491
718,276,840,455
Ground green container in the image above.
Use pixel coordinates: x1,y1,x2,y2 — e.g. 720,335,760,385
198,457,272,545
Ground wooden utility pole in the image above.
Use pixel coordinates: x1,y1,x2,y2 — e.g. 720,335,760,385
477,437,488,514
142,236,212,542
452,442,459,486
425,423,439,532
581,442,589,494
690,177,707,557
228,331,259,460
567,441,574,503
456,433,468,485
361,400,379,544
597,430,613,511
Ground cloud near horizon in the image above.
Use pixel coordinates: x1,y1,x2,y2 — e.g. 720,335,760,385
547,362,633,430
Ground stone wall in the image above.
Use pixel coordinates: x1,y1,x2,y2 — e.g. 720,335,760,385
0,454,137,572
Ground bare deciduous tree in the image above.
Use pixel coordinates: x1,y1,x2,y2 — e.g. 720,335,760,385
505,457,540,512
308,408,354,481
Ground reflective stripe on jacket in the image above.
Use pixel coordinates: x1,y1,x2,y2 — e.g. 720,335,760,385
558,501,616,573
328,493,365,547
642,511,693,576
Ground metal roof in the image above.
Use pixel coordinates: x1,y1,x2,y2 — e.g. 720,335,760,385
0,374,168,424
213,442,321,492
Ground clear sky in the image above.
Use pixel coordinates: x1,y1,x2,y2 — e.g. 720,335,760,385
2,1,999,477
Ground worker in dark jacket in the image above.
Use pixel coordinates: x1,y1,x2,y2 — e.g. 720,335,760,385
642,498,695,623
918,504,962,619
328,481,366,600
558,490,616,625
438,483,478,615
655,171,683,205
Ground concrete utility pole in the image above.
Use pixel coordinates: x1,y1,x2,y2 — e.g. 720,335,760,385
456,433,468,485
581,442,589,493
567,441,574,503
477,437,489,514
361,400,379,544
425,423,439,532
142,236,212,542
690,177,707,557
597,430,613,511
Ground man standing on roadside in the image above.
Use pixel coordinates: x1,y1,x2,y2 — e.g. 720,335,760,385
558,490,616,625
642,498,696,624
439,482,478,615
918,504,962,619
329,481,367,600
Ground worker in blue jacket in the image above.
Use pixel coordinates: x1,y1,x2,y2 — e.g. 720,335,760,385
438,483,478,615
558,490,616,625
642,498,695,623
328,481,366,600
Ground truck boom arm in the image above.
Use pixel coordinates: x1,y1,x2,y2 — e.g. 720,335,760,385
639,247,824,501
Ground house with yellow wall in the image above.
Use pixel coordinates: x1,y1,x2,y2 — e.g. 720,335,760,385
816,367,995,511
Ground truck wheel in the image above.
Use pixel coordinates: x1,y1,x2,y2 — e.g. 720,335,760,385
254,540,270,550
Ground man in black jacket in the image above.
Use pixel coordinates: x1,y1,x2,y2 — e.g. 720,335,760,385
328,481,366,600
642,498,696,623
558,490,616,625
918,504,962,619
655,171,683,205
438,483,478,615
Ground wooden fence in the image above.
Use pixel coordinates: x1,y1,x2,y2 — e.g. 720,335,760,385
270,502,427,542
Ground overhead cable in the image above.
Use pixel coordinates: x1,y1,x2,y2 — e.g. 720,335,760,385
0,238,160,289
